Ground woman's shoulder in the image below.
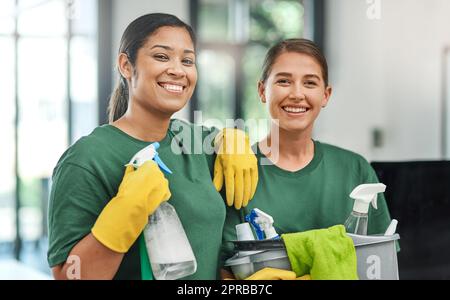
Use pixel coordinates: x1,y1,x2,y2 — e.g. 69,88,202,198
316,141,369,166
54,125,117,170
316,141,381,183
68,125,114,153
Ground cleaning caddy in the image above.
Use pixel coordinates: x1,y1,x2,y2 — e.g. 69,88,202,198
225,184,400,280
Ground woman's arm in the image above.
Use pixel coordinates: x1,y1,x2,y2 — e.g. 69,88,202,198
220,268,235,279
52,233,124,280
49,161,170,280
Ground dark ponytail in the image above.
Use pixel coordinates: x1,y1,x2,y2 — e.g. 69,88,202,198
108,13,196,123
108,76,129,123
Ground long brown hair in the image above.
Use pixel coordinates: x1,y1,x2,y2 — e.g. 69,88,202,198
108,13,196,123
260,38,328,87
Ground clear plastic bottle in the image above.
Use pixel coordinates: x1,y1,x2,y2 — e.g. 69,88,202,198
143,202,197,280
129,142,197,279
344,211,368,235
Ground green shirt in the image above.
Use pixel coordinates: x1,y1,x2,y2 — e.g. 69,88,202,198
221,140,396,262
47,119,226,279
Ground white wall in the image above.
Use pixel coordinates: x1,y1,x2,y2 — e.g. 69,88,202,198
111,0,190,120
316,0,450,161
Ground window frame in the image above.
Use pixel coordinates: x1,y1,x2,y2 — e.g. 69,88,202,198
188,0,325,121
0,0,99,260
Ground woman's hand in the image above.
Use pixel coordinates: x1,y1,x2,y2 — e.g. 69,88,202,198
213,128,258,209
91,161,171,253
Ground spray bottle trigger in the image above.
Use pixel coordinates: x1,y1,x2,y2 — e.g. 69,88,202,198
371,194,378,209
154,155,172,174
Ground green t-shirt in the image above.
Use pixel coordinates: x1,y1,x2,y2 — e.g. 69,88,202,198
47,119,226,280
221,140,397,262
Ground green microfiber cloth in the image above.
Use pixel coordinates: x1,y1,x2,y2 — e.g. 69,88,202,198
281,225,358,280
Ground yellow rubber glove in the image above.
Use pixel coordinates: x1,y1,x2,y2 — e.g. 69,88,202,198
91,161,171,253
213,128,258,209
245,268,297,280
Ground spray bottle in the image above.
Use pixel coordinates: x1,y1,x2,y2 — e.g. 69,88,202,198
344,183,386,235
129,142,197,280
245,208,280,240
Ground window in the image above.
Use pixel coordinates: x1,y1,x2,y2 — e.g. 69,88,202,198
0,0,98,272
0,0,18,261
197,50,236,125
193,0,305,141
0,0,16,35
0,34,16,258
70,0,98,142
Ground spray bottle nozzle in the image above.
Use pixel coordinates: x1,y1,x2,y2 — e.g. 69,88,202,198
245,210,264,240
128,142,172,174
245,208,279,240
349,183,386,213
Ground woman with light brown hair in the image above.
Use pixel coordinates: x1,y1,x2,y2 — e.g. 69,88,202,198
222,38,396,279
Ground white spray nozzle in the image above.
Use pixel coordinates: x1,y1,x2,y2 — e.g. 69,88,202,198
128,144,157,167
349,183,386,214
127,142,172,174
252,208,279,240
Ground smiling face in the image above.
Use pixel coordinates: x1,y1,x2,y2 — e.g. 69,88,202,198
119,26,197,116
258,51,331,135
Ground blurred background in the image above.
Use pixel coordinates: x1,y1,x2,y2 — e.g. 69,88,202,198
0,0,449,279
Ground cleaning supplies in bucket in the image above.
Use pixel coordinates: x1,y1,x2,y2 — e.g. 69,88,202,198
226,197,400,280
129,142,197,280
230,230,400,280
224,208,290,279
